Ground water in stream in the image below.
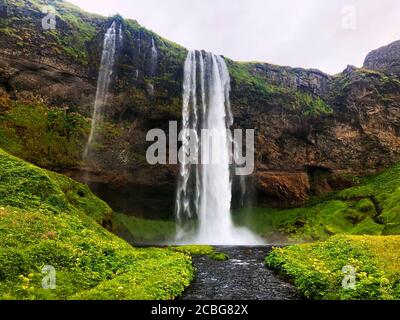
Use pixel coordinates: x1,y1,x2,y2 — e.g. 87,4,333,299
182,246,300,300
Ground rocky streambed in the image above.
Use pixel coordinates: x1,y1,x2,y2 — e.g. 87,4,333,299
182,246,301,300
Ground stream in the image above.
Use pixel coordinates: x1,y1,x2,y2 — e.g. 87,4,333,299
181,246,301,300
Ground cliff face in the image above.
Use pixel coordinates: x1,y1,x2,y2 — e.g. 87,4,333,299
364,40,400,77
230,63,400,207
2,0,400,217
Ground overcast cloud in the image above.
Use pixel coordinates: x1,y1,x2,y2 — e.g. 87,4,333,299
68,0,400,74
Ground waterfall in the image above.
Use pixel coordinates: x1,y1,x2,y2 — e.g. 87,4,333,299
176,50,263,245
118,24,123,44
150,37,158,75
84,22,119,159
151,37,158,60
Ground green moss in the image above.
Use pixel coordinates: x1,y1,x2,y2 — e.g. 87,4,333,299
209,252,230,261
0,97,89,170
0,148,194,300
72,248,193,300
113,213,176,243
171,245,215,256
47,1,99,64
171,246,231,262
234,163,400,241
99,121,124,139
227,60,285,99
0,27,16,37
266,235,400,300
0,148,109,223
356,199,375,213
352,218,384,235
294,91,333,117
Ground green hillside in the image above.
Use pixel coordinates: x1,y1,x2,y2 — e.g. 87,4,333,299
0,148,193,299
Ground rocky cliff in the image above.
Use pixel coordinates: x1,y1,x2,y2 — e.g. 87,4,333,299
364,40,400,77
2,0,400,217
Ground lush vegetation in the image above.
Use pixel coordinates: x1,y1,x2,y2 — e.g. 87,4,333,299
171,245,229,262
171,245,215,256
209,252,230,262
234,163,400,241
266,235,400,300
295,91,333,117
0,148,194,300
0,93,89,170
0,92,126,171
261,163,400,300
113,212,176,244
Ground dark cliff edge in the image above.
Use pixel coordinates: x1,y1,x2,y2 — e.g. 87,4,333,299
1,0,400,218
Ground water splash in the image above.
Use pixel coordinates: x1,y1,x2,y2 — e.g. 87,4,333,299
176,50,263,245
84,22,120,159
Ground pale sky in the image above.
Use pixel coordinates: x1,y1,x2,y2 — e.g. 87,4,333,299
68,0,400,74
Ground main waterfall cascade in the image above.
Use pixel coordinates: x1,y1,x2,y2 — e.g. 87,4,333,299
84,21,121,158
176,50,263,245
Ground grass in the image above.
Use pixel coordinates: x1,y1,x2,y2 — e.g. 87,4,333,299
266,235,400,300
233,163,400,241
0,148,194,300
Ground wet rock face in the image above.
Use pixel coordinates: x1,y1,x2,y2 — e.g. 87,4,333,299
256,172,310,207
0,55,95,110
3,1,400,215
364,40,400,77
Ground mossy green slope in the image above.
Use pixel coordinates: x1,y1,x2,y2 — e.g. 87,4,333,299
0,148,193,300
234,163,400,241
112,212,176,244
266,235,400,300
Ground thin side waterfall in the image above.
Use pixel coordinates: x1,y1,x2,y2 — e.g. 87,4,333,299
119,24,123,44
176,50,263,245
84,22,119,159
150,37,158,75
